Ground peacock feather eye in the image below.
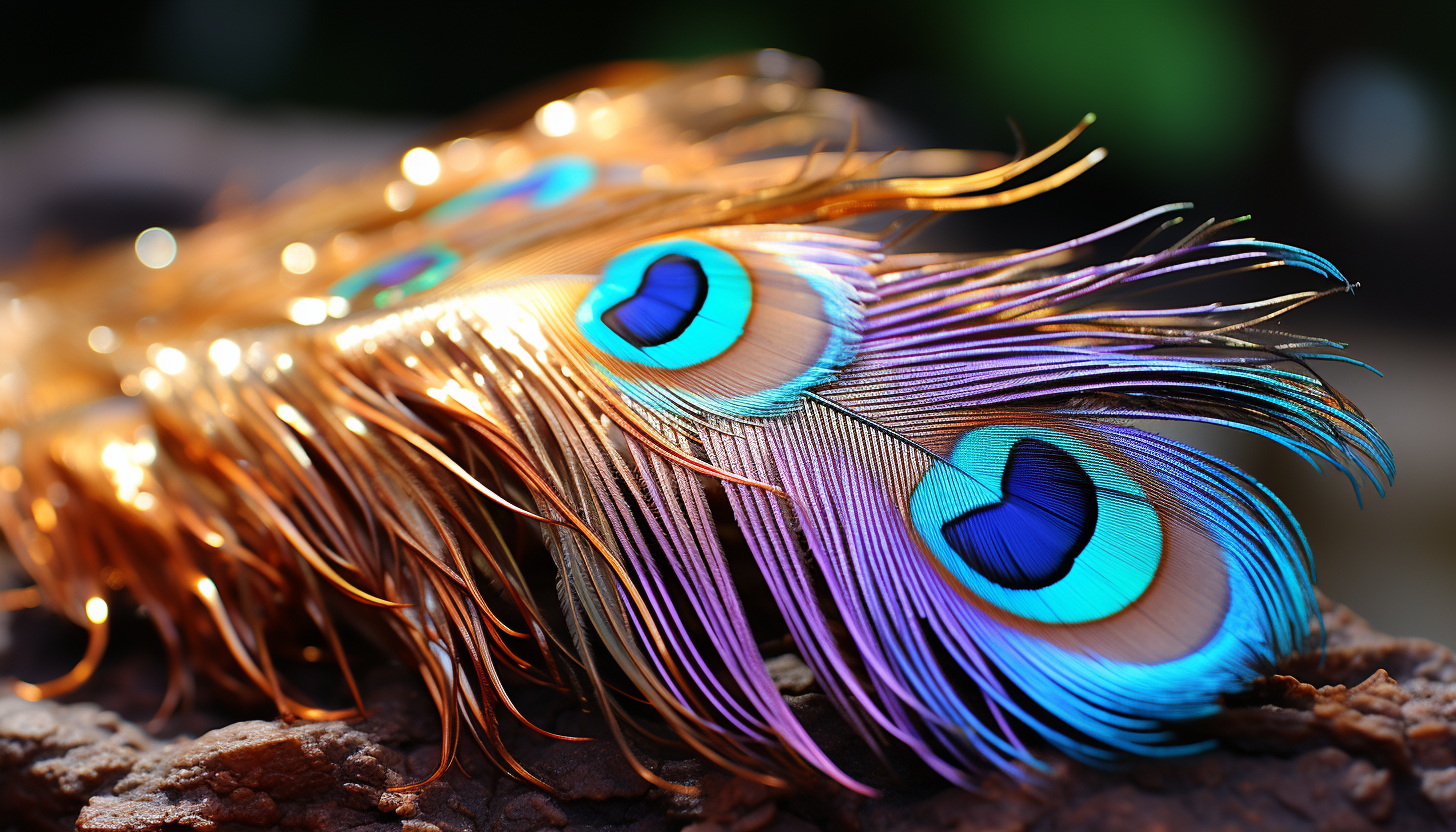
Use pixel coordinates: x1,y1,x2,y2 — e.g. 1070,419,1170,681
329,244,461,308
549,229,866,417
426,154,596,224
910,426,1162,624
576,238,752,369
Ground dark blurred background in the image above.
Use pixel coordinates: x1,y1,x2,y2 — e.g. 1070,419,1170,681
2,1,1453,642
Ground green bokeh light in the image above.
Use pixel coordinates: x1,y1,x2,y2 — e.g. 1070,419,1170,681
936,0,1271,174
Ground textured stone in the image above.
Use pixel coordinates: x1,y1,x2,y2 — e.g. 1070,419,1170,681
4,594,1456,830
0,697,155,831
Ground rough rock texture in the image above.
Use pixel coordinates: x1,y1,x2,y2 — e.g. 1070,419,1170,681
4,595,1456,831
0,698,156,830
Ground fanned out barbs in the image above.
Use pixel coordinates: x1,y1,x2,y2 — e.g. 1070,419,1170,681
0,51,1390,795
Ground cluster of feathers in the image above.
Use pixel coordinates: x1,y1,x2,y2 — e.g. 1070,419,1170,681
0,52,1391,795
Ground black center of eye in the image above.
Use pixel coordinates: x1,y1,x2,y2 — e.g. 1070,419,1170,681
601,254,710,349
940,439,1098,590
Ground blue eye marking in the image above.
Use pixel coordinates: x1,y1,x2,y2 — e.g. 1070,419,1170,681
576,238,752,369
599,255,709,348
941,439,1097,590
910,426,1162,624
328,244,461,308
425,155,596,224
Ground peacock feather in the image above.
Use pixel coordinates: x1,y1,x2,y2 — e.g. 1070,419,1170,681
0,51,1392,795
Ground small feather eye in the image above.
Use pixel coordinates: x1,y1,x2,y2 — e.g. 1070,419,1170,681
576,238,752,369
427,155,597,224
910,425,1161,624
329,244,461,308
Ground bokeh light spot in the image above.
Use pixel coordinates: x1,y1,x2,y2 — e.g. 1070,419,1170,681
288,298,329,325
1300,58,1442,214
281,242,317,274
88,326,118,354
208,339,241,374
385,181,415,212
155,347,187,375
135,228,177,269
535,100,577,137
402,147,441,185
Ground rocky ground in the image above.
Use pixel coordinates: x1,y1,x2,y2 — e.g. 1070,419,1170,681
4,594,1456,831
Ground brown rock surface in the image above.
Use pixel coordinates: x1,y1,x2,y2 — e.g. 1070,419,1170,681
0,697,155,831
3,594,1456,830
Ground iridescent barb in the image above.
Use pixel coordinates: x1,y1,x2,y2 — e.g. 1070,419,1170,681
0,51,1390,796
